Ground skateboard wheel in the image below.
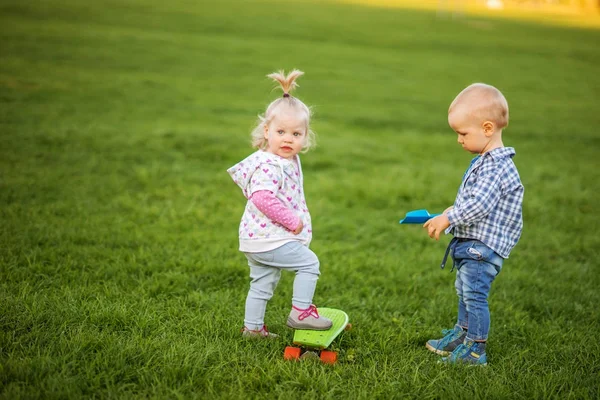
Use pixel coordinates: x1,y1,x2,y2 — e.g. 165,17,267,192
320,350,337,364
284,346,301,360
300,351,320,361
345,323,352,331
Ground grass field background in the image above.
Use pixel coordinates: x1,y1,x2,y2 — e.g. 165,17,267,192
1,0,599,398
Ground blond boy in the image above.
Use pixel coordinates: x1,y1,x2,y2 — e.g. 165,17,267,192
423,84,524,365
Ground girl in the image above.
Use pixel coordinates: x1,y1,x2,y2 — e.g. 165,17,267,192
227,70,332,338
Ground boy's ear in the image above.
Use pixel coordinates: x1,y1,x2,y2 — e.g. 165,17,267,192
482,121,495,137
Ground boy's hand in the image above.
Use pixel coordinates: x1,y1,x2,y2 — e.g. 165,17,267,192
423,215,450,240
292,219,303,235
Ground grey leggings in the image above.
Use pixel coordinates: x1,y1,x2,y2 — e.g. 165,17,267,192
243,241,320,330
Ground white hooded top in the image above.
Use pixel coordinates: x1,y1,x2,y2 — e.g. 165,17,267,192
227,150,312,253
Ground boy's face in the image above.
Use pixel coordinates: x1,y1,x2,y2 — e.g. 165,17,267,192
448,106,495,155
263,105,307,160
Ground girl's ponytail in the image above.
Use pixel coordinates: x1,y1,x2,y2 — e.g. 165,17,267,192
267,69,304,97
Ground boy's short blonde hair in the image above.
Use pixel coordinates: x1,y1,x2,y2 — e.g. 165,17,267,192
449,83,509,129
250,70,316,152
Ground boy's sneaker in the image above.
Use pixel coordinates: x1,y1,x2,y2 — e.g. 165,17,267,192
426,325,467,356
241,325,278,339
286,304,333,330
439,338,487,366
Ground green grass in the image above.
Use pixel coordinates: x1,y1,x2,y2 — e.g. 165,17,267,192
1,0,599,398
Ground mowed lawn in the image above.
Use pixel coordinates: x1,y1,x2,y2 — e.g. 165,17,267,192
1,0,599,398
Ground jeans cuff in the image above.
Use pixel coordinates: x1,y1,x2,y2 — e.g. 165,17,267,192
466,334,487,341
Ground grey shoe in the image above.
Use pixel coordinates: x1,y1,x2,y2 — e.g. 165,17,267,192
242,325,279,339
286,304,333,330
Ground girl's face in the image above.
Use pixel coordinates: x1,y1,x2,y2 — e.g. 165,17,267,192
263,106,307,160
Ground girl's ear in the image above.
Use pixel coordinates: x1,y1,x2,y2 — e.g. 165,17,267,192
263,123,269,140
482,121,495,137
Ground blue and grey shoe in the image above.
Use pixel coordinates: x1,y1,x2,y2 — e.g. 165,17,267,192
426,325,467,356
439,338,487,366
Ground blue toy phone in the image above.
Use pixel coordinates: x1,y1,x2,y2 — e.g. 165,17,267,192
399,209,441,224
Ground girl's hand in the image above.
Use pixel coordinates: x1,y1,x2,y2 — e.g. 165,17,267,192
423,215,450,240
292,219,304,235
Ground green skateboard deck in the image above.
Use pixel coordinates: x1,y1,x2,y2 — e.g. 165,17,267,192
292,308,349,350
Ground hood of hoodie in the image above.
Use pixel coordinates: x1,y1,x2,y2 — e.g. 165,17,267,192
227,150,299,199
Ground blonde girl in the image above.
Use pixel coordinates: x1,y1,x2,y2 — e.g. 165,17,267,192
227,70,332,338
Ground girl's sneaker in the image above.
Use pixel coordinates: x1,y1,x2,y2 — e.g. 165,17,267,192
426,325,467,355
286,304,333,330
241,325,279,339
439,338,487,366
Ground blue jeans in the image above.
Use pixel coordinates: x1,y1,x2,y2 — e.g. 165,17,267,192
451,239,503,341
243,241,320,330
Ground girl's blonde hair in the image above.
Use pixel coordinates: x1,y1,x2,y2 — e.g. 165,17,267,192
250,69,316,152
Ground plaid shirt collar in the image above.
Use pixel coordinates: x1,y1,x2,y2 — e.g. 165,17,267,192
463,147,516,182
485,146,516,161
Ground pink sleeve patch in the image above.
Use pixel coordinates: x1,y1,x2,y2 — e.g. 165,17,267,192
250,190,300,231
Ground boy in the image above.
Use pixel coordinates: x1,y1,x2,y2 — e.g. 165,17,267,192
423,83,524,366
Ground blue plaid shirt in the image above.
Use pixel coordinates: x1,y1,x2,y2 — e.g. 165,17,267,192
446,147,524,258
